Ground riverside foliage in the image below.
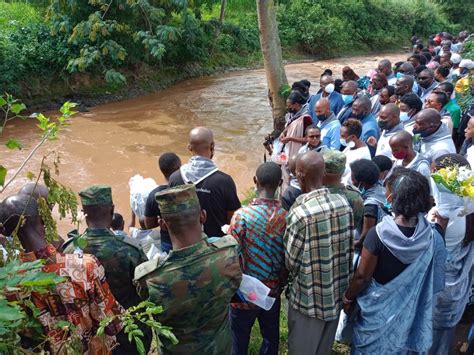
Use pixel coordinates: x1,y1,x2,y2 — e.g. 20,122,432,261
0,0,469,96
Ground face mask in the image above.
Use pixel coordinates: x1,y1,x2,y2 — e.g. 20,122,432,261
340,138,355,148
393,150,408,160
324,83,335,94
384,199,392,211
358,184,366,195
287,108,297,114
400,111,410,122
378,120,389,130
341,94,354,105
396,72,403,79
317,114,328,121
412,127,431,137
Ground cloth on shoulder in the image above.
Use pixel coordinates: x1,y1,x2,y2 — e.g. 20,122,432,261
352,215,447,353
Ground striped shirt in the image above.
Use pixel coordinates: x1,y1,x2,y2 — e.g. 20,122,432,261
285,187,354,321
228,198,288,310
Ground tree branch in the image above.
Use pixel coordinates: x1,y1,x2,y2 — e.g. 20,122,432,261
0,136,48,193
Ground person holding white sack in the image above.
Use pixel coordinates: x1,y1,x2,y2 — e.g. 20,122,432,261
128,174,162,259
428,154,474,354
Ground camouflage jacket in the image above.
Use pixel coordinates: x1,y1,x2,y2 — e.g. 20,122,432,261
134,235,242,354
63,228,148,309
328,184,364,233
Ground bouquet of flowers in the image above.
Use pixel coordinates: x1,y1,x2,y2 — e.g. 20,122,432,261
431,165,474,217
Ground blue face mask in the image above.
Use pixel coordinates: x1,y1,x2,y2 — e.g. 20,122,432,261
317,114,328,121
384,200,392,211
400,111,410,122
396,72,403,79
341,94,354,105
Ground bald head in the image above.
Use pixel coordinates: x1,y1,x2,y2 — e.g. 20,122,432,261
18,183,49,201
378,103,400,130
320,75,333,86
413,108,442,137
389,130,413,147
389,130,415,160
188,126,215,159
378,59,392,76
351,96,371,118
399,62,415,76
315,98,331,118
341,80,358,95
395,75,414,96
288,154,300,176
0,194,41,237
296,151,325,193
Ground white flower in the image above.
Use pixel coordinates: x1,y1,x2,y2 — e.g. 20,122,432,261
457,166,474,182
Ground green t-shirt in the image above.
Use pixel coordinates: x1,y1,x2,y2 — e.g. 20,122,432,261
444,99,462,129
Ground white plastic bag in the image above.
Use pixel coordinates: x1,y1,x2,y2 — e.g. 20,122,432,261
129,175,158,219
238,274,276,310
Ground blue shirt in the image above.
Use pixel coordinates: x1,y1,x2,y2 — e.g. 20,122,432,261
336,103,353,124
308,91,345,124
318,113,341,150
360,113,380,143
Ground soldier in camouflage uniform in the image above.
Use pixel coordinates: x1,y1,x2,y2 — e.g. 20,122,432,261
62,185,149,354
134,184,242,354
322,150,364,234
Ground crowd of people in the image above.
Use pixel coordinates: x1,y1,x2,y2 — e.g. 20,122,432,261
1,30,474,354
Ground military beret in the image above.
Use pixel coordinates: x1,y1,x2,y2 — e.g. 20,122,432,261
155,184,200,215
79,185,113,206
323,150,346,175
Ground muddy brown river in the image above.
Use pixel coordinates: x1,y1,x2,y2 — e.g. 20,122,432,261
1,52,406,234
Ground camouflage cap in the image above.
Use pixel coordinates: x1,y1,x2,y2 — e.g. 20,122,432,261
155,184,200,215
79,185,113,206
323,149,346,175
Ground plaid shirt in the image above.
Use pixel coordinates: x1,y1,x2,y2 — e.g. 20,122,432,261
284,187,354,321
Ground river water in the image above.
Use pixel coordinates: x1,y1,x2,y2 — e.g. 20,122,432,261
1,52,406,234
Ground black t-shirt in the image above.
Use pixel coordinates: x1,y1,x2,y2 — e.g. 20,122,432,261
363,225,415,285
168,169,241,237
281,186,302,211
144,185,171,245
363,203,379,219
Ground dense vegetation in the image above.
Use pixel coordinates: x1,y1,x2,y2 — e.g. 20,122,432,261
0,0,470,101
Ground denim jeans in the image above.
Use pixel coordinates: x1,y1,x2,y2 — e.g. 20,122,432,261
229,297,281,355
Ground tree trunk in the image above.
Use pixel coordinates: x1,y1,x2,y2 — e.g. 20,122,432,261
256,0,288,132
219,0,226,23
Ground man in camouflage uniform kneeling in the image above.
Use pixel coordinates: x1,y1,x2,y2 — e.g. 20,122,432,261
134,184,242,354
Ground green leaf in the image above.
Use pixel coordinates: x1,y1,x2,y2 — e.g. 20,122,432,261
26,171,36,181
0,166,7,187
104,69,126,85
0,303,24,321
10,103,26,115
134,337,145,355
278,84,291,98
5,138,22,150
0,97,6,107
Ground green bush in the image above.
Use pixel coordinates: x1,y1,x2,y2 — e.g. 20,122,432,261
276,0,454,56
0,3,68,95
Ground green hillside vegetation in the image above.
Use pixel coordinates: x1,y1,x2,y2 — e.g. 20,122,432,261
0,0,469,102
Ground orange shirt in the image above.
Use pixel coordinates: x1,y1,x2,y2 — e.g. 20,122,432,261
17,244,124,354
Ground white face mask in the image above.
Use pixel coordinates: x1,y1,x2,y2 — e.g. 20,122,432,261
340,138,355,148
400,111,410,122
324,83,335,94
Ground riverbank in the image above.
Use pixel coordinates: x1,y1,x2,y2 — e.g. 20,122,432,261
24,47,409,114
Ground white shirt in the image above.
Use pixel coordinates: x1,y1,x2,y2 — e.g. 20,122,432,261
467,145,474,170
342,145,372,185
375,123,404,159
